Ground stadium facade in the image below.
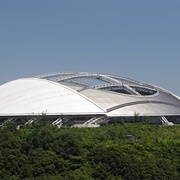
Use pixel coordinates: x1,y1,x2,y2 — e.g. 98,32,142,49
0,72,180,127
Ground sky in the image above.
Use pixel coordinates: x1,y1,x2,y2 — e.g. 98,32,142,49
0,0,180,96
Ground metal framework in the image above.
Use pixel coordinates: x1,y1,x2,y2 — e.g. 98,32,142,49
83,116,107,126
25,117,37,125
1,118,14,126
38,72,158,96
52,118,62,126
52,117,72,127
161,116,174,126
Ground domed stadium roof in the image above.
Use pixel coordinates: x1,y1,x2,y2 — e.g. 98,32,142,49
0,72,180,125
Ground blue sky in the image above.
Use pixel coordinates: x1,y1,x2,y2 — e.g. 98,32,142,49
0,0,180,96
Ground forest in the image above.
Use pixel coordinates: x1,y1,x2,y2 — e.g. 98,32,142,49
0,120,180,180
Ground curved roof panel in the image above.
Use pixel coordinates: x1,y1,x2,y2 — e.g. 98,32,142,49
0,78,105,116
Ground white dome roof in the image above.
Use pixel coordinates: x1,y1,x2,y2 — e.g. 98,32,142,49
0,72,180,117
0,78,105,116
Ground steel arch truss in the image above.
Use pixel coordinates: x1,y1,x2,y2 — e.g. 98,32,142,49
38,72,158,96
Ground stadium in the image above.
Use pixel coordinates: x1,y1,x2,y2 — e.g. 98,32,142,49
0,72,180,127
